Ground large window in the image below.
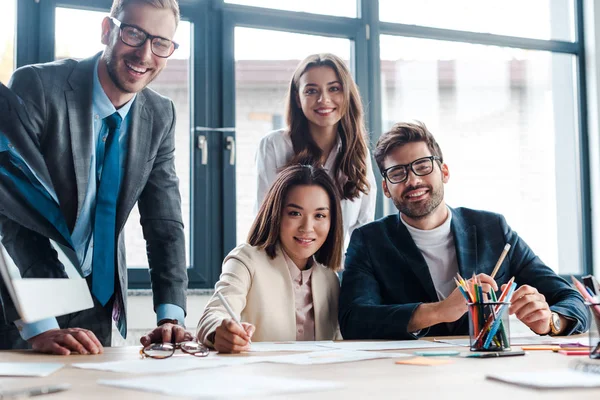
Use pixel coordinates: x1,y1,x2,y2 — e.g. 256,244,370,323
379,0,574,42
381,36,580,273
225,0,357,18
0,0,16,83
16,0,592,286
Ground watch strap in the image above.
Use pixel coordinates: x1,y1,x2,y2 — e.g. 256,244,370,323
157,318,179,327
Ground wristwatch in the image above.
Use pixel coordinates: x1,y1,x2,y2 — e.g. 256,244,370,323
549,312,561,335
157,318,179,327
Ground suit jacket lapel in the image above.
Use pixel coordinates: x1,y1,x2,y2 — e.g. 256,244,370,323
116,92,151,232
272,246,297,339
65,56,96,221
451,208,478,279
395,216,438,303
311,264,332,340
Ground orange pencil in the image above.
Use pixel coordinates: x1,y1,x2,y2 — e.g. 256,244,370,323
473,277,515,345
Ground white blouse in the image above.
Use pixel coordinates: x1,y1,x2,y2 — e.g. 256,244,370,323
254,129,377,250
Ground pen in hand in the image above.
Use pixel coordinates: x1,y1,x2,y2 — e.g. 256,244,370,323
215,291,252,344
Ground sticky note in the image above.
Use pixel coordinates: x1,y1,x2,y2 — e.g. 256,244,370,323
395,357,454,366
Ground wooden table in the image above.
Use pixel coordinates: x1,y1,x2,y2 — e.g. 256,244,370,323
0,339,599,399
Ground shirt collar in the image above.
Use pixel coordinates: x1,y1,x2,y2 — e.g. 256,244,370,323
400,206,453,245
93,56,136,121
322,134,342,172
282,248,314,283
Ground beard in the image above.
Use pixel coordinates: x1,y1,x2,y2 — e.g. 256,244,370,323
103,47,156,95
392,182,444,220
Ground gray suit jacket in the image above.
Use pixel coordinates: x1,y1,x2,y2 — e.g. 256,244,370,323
0,53,188,333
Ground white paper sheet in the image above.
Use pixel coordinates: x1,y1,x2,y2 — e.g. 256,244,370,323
0,245,94,322
99,372,343,398
434,337,588,347
325,340,452,351
72,354,272,374
264,349,410,365
0,363,64,377
248,341,334,352
486,370,600,389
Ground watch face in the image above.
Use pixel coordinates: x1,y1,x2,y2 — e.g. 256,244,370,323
552,313,561,331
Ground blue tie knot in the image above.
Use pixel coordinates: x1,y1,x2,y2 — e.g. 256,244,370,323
105,112,122,131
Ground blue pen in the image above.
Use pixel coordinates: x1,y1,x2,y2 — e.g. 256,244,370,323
483,282,516,349
586,287,595,298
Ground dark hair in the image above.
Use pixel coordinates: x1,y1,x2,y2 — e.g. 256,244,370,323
285,53,370,201
248,164,344,271
374,121,444,173
110,0,180,26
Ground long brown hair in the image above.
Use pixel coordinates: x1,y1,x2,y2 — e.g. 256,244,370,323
248,164,343,271
285,53,370,201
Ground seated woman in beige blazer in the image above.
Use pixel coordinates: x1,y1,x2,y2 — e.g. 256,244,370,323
197,164,344,353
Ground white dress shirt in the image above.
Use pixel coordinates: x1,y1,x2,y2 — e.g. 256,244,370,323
400,207,458,300
254,129,377,250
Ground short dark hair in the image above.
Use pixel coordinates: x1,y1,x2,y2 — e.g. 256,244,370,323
374,121,443,173
110,0,180,26
247,164,344,271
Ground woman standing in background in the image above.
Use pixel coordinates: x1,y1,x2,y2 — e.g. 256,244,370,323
255,53,376,252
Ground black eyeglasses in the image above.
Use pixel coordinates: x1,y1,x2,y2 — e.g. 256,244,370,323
140,340,209,359
382,156,441,184
110,17,179,58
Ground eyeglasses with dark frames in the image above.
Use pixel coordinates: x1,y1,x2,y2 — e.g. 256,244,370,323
140,340,210,359
381,156,442,184
110,17,179,58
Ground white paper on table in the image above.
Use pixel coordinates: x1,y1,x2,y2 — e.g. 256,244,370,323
0,244,94,322
434,337,588,347
264,349,411,365
0,363,64,377
486,370,600,389
72,353,273,374
326,340,453,351
99,372,343,398
248,341,335,352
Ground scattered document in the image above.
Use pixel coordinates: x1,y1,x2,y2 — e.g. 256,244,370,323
99,372,343,398
326,340,452,351
486,370,600,389
248,341,334,352
73,354,270,374
0,363,64,377
0,245,93,322
264,350,410,365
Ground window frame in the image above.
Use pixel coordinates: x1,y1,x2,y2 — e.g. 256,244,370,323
15,0,591,287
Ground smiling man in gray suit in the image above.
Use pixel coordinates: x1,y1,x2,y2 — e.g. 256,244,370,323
0,0,189,355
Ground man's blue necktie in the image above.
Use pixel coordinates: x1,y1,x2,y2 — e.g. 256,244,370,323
92,112,122,306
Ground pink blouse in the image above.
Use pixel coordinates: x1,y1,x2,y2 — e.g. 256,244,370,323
283,252,316,341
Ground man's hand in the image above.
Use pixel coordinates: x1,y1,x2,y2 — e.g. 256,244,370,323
28,328,103,355
140,323,193,347
407,273,498,332
503,283,551,334
438,273,498,323
212,319,255,354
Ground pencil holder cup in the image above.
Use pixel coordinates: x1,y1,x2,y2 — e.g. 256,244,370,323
587,302,600,359
468,302,511,352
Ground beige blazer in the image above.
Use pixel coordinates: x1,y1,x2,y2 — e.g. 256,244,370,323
197,243,342,345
